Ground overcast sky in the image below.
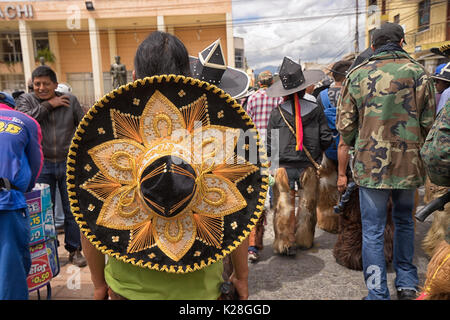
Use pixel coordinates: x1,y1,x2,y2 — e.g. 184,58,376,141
232,0,366,71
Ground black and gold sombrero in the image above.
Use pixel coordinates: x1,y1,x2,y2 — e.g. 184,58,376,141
67,75,269,273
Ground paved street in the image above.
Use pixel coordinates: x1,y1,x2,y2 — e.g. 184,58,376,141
30,190,433,300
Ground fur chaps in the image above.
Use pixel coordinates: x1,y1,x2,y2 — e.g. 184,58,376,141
333,186,395,271
272,167,318,254
316,156,339,233
422,178,450,258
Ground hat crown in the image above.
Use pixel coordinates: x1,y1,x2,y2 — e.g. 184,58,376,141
279,57,305,90
140,155,197,218
192,39,226,85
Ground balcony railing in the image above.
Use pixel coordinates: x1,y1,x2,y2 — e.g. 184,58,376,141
404,21,447,50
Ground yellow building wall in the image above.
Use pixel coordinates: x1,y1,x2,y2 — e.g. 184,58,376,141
366,0,448,55
115,28,156,71
175,24,227,62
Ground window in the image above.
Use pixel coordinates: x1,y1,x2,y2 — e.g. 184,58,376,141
418,0,430,32
368,28,376,45
33,32,50,57
394,14,400,24
0,74,26,92
235,48,244,69
0,33,22,63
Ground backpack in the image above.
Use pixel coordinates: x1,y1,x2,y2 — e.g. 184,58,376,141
320,88,339,161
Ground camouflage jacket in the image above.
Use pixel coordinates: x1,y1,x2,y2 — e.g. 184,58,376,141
337,50,436,189
420,100,450,187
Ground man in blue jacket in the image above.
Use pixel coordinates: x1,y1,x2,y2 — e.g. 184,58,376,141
0,92,43,299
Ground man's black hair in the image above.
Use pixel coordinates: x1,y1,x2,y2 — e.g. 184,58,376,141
134,31,191,79
331,60,352,82
372,35,392,49
31,65,58,83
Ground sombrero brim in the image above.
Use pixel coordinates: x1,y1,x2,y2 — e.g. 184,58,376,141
431,46,450,58
266,69,325,97
431,74,450,82
66,75,269,273
189,57,250,99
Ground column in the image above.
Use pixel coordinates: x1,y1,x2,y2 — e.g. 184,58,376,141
88,17,104,100
225,12,235,67
18,20,35,85
157,15,166,32
48,32,61,81
108,29,117,64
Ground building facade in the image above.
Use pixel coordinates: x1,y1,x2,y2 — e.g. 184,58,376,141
366,0,450,73
0,0,234,107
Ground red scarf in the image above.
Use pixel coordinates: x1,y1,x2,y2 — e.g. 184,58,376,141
284,93,303,151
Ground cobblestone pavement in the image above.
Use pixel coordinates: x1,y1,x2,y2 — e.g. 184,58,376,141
30,190,433,300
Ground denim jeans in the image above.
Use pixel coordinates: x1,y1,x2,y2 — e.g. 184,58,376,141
37,160,81,253
359,187,418,300
0,208,31,300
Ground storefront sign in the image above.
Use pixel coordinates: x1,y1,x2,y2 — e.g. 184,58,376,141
0,4,34,19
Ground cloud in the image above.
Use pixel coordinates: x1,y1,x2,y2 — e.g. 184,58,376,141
232,0,366,70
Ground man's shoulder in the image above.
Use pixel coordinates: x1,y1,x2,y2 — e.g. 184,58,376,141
0,107,40,130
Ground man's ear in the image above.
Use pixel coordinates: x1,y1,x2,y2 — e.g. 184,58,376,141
132,70,136,81
371,44,375,50
400,39,405,47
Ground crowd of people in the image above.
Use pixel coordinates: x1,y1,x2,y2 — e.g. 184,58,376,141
0,21,448,301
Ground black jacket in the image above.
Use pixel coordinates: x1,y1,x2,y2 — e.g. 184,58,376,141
16,92,85,162
266,98,333,168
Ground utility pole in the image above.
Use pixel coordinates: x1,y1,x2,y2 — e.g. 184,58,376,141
355,0,359,54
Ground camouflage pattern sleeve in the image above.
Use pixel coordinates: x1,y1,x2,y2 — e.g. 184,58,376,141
417,73,436,139
336,77,358,146
420,101,450,187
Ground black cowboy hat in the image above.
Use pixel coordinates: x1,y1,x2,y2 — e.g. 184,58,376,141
266,57,325,97
189,39,250,99
66,75,268,273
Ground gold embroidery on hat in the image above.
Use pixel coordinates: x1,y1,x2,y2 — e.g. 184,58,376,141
164,219,184,243
133,98,140,106
178,90,186,97
112,236,119,242
193,214,223,248
98,127,106,134
84,164,92,172
88,204,95,211
127,220,154,253
181,94,209,133
212,155,259,184
153,113,173,138
111,151,135,173
217,110,224,119
81,171,121,201
110,109,143,144
203,187,226,206
118,184,139,218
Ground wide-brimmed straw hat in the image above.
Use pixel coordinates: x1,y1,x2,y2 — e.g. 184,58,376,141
432,61,450,83
266,57,325,97
189,39,250,99
66,75,269,273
